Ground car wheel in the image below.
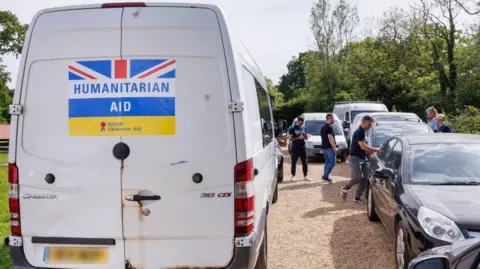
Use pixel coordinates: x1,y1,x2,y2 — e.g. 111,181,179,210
277,162,284,183
340,154,347,163
367,187,379,222
395,221,410,269
272,184,278,204
254,222,268,269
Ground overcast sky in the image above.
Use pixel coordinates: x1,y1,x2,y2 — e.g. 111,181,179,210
2,0,475,87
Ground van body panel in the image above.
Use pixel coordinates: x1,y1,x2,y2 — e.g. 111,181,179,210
14,8,125,268
120,6,236,268
10,3,276,269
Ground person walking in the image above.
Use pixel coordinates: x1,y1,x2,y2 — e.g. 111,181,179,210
435,114,453,133
426,106,439,132
320,113,337,184
341,115,378,204
289,116,311,182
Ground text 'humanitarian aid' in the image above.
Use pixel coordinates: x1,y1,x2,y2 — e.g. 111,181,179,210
67,59,176,136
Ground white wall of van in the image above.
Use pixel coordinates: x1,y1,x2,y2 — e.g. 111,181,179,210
7,3,278,269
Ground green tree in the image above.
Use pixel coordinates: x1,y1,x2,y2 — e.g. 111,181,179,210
0,10,28,124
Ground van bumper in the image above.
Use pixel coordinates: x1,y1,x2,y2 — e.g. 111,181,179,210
8,244,258,269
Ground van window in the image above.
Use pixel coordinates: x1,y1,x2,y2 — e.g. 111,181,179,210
256,80,273,147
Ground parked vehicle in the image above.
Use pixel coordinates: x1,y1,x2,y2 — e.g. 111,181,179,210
5,3,281,269
367,134,480,269
408,238,480,269
288,113,349,162
364,119,432,148
333,101,389,146
350,112,424,145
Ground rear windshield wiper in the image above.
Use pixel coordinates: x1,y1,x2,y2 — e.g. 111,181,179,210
429,182,480,185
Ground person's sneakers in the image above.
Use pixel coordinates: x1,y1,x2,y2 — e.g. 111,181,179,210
321,178,333,184
353,198,367,204
290,176,296,182
340,186,348,201
303,176,312,181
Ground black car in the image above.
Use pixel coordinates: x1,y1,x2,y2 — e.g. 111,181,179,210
367,134,480,269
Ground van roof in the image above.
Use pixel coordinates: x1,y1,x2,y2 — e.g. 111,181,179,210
30,2,267,91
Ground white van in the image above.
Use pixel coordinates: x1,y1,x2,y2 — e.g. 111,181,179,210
288,113,348,162
6,3,283,269
332,101,388,145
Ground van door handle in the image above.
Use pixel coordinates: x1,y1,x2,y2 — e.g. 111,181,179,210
125,195,161,201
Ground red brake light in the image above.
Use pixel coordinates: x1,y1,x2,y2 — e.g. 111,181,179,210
234,159,255,236
8,163,21,236
102,2,146,8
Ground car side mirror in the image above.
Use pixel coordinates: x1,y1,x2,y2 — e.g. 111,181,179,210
408,257,449,269
374,167,394,180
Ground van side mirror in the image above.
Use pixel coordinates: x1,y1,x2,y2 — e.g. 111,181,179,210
374,167,394,180
342,121,350,129
408,257,448,269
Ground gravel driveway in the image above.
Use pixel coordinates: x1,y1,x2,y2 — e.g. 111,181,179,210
268,152,395,269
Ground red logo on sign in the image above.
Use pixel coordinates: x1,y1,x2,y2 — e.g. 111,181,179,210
218,192,232,198
100,122,106,132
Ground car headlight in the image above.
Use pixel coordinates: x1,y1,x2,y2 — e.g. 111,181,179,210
306,141,314,148
418,206,465,243
338,142,348,149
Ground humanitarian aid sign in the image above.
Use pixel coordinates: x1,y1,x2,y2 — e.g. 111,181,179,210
67,59,176,136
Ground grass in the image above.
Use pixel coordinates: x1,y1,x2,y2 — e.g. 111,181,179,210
0,166,13,269
0,153,7,163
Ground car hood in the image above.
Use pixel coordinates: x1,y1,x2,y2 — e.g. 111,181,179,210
410,185,480,230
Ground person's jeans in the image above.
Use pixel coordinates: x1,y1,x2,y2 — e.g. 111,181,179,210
344,155,370,200
291,149,308,177
322,148,336,180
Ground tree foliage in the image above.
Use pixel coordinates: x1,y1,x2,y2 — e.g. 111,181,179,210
273,0,480,133
0,10,28,124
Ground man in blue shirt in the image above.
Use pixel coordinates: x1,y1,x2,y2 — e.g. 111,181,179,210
341,116,379,203
426,106,438,132
435,114,453,133
289,116,311,182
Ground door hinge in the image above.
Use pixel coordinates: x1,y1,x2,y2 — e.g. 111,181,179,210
228,102,244,112
9,104,23,115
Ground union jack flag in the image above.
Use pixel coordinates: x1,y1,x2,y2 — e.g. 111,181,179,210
68,59,176,80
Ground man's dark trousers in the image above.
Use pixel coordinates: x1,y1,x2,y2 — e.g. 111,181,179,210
291,149,308,177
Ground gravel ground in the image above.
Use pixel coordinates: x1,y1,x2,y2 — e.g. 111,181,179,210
268,152,395,269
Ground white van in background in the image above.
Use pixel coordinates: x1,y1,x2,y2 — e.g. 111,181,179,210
288,113,348,162
333,101,388,145
6,3,282,269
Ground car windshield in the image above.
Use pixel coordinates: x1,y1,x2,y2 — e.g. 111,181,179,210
372,122,431,147
351,110,382,122
409,143,480,184
304,120,343,136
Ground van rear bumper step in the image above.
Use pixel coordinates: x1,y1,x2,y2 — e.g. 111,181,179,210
31,237,116,246
9,244,255,269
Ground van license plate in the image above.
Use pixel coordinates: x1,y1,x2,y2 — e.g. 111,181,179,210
44,247,109,264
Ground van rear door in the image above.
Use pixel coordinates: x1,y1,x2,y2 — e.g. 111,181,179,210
15,8,125,268
119,6,236,268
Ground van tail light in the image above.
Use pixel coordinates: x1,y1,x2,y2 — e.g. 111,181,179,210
8,163,22,236
102,2,146,8
234,159,255,237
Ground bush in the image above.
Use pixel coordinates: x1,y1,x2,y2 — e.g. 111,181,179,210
449,106,480,134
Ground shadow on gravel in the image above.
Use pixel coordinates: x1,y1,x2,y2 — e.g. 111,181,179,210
330,213,395,269
302,181,360,218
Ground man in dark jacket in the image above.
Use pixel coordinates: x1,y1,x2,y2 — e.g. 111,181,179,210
289,116,311,182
